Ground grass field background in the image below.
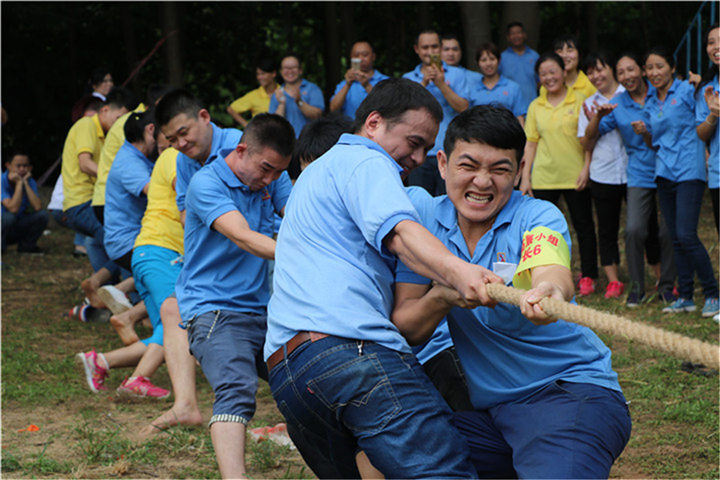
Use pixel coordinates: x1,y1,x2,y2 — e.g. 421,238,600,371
1,188,718,478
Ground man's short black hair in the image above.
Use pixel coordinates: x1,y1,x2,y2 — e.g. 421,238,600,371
8,151,30,163
351,40,374,53
146,84,174,107
444,105,526,165
241,113,295,158
83,96,104,114
441,33,460,43
416,29,439,45
352,78,443,133
582,51,615,75
257,58,277,73
535,51,565,74
506,21,524,32
155,89,205,128
124,108,156,144
104,87,138,111
294,114,352,166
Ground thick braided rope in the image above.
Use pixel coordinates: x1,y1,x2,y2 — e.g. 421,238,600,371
486,283,720,369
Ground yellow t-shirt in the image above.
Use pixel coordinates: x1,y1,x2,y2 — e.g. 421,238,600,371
134,147,184,254
524,89,585,190
61,114,105,210
92,103,146,206
229,86,271,117
540,70,596,102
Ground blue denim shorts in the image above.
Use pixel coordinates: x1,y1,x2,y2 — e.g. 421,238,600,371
187,310,268,426
268,335,476,478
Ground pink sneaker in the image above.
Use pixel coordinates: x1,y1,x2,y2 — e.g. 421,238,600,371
116,376,170,399
578,277,595,296
604,281,625,299
75,349,108,393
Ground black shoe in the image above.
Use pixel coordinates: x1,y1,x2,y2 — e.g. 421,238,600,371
17,245,44,255
626,291,644,308
659,289,678,303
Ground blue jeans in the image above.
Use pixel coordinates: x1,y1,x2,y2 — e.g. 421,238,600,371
1,209,49,251
62,201,118,276
187,310,268,426
656,178,718,299
131,245,183,346
49,208,87,247
268,336,476,478
451,381,632,479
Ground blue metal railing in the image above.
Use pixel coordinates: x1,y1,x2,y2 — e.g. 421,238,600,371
674,1,717,77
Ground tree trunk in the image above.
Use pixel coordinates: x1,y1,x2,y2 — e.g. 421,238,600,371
161,2,183,87
323,3,341,106
340,3,356,56
459,2,491,70
500,2,540,51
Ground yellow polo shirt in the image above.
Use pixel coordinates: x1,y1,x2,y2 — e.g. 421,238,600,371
61,114,105,210
92,103,147,206
525,89,585,190
229,86,271,117
539,70,597,102
134,147,184,254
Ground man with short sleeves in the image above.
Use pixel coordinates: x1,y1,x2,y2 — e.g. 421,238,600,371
269,55,324,137
441,33,483,88
498,22,540,112
178,114,294,479
393,105,631,478
266,78,499,478
1,153,48,253
404,30,469,196
330,41,389,119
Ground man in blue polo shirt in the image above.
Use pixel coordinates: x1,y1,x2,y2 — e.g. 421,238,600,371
266,78,502,478
498,22,540,111
441,33,483,88
179,114,294,479
330,41,389,119
138,89,244,440
404,29,469,196
104,109,157,271
269,55,324,137
1,152,48,253
393,105,631,479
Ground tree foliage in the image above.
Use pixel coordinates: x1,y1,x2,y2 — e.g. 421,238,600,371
1,1,703,175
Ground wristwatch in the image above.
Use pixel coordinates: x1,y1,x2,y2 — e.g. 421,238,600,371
297,98,304,107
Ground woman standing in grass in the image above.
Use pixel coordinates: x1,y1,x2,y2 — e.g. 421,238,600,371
520,52,598,296
584,52,676,308
632,47,719,318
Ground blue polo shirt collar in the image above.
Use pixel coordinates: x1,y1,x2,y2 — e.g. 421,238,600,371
211,155,252,191
336,134,403,174
436,191,522,259
477,76,509,92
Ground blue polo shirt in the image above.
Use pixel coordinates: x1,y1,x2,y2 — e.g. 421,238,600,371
643,78,706,183
1,171,38,217
175,122,242,212
455,66,483,90
695,75,719,189
176,153,292,320
403,62,469,156
498,47,540,111
103,141,154,260
269,79,325,137
598,83,657,189
396,188,621,410
469,75,527,116
265,133,421,360
333,70,390,119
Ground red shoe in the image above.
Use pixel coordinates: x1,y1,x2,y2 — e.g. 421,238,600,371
604,281,625,299
578,277,595,296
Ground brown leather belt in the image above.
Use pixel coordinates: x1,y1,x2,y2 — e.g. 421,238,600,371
266,331,330,372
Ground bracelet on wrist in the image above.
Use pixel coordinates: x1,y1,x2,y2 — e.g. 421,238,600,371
706,115,718,126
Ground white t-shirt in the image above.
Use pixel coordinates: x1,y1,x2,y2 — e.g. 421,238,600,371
577,85,629,185
48,174,64,210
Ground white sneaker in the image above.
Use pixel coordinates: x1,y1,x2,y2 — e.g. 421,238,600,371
97,285,132,315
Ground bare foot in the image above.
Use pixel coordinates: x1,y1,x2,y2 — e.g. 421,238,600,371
137,406,203,441
110,311,140,345
81,278,105,309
